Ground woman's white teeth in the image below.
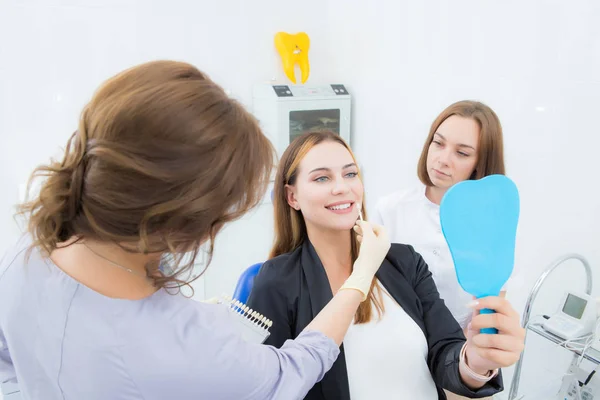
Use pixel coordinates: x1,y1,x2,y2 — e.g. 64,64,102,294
328,203,351,210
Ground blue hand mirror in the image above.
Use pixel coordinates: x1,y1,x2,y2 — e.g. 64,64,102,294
440,175,520,334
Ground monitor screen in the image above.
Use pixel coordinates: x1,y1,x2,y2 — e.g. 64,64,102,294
562,294,587,319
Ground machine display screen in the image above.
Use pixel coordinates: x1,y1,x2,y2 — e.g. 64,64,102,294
562,294,587,319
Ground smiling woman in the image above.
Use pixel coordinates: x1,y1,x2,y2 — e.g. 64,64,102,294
246,129,523,400
286,143,363,232
267,130,383,324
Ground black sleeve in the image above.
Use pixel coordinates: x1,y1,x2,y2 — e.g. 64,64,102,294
409,246,504,397
246,261,294,349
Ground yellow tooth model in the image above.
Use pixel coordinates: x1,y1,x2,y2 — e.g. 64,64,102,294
275,32,310,84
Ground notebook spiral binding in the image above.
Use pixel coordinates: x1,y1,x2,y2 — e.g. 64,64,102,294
218,294,272,344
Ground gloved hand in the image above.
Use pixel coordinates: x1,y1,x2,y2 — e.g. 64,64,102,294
339,220,390,300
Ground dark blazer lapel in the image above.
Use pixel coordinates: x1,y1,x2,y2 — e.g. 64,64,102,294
300,240,334,316
300,240,351,400
376,256,427,335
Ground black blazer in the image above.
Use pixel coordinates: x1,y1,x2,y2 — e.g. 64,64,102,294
247,241,503,400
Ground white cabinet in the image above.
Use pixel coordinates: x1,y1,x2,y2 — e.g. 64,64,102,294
252,83,352,157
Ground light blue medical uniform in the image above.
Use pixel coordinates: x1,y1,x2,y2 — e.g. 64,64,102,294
0,237,338,400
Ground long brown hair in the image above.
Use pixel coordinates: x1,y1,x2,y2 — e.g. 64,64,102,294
17,60,275,289
417,100,505,185
271,130,384,324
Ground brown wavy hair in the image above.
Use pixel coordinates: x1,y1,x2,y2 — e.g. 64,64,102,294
418,100,505,185
271,130,384,324
17,60,274,289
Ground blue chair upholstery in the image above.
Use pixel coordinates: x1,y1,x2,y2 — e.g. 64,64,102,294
232,262,263,304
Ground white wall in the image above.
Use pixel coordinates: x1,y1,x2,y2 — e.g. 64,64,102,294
326,0,600,397
1,0,599,398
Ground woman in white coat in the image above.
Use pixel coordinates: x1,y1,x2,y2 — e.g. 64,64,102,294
373,100,519,400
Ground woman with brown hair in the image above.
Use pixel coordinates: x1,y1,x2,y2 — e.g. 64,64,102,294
0,61,390,400
247,130,525,400
374,100,516,329
373,100,519,399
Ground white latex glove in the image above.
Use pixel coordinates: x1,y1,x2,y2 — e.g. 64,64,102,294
339,220,390,300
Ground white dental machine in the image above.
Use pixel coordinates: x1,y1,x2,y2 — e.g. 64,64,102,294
543,291,597,341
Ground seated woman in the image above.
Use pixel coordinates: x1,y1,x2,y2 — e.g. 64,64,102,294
247,130,525,400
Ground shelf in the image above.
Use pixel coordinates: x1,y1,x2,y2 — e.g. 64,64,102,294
527,316,600,365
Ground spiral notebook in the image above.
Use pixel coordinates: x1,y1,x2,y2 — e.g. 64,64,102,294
216,295,272,344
